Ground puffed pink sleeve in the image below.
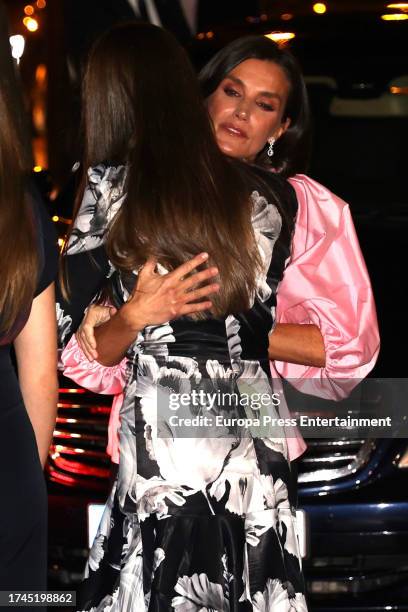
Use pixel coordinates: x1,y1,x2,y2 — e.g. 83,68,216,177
273,175,380,400
61,333,127,395
61,334,125,463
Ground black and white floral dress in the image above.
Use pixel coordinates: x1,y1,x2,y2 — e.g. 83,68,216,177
57,164,308,612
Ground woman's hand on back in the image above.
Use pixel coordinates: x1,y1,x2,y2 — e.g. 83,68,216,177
92,253,220,366
77,252,219,362
77,304,117,361
120,252,219,331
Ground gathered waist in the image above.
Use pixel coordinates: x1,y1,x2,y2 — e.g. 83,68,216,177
139,347,270,366
140,319,269,363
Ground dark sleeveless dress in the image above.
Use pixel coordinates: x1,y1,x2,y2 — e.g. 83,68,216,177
0,192,58,598
56,163,308,611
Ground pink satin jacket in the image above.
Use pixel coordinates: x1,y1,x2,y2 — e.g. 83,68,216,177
61,175,380,463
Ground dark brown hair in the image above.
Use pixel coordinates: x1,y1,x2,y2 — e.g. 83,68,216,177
0,76,37,335
80,22,263,316
199,35,311,178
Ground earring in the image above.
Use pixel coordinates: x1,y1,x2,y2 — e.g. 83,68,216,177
267,137,275,157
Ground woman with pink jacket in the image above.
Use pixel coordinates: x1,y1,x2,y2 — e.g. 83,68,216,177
61,35,379,464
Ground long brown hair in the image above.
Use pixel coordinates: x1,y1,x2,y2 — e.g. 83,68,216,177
81,22,262,316
0,76,37,335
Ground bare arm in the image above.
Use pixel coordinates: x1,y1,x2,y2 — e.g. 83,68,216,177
14,283,58,467
81,298,326,368
268,323,325,367
95,254,220,366
94,306,143,367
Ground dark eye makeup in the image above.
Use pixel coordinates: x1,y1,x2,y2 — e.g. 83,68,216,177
257,101,275,112
223,86,240,97
222,81,278,112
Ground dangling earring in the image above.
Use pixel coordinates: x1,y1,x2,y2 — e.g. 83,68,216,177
267,137,275,157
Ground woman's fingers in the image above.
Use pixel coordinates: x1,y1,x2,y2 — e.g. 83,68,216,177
83,308,109,346
77,304,114,361
76,329,98,361
140,257,157,277
123,253,217,325
168,252,209,282
181,283,220,304
85,305,113,336
130,257,158,299
179,300,213,316
82,322,98,350
178,267,219,292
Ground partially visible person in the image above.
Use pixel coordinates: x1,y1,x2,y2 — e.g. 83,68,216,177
0,73,58,595
73,35,379,464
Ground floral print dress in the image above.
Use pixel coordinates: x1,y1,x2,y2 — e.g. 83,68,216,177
56,164,308,612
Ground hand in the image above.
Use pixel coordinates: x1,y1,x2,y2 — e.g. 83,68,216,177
76,304,117,361
120,252,220,331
